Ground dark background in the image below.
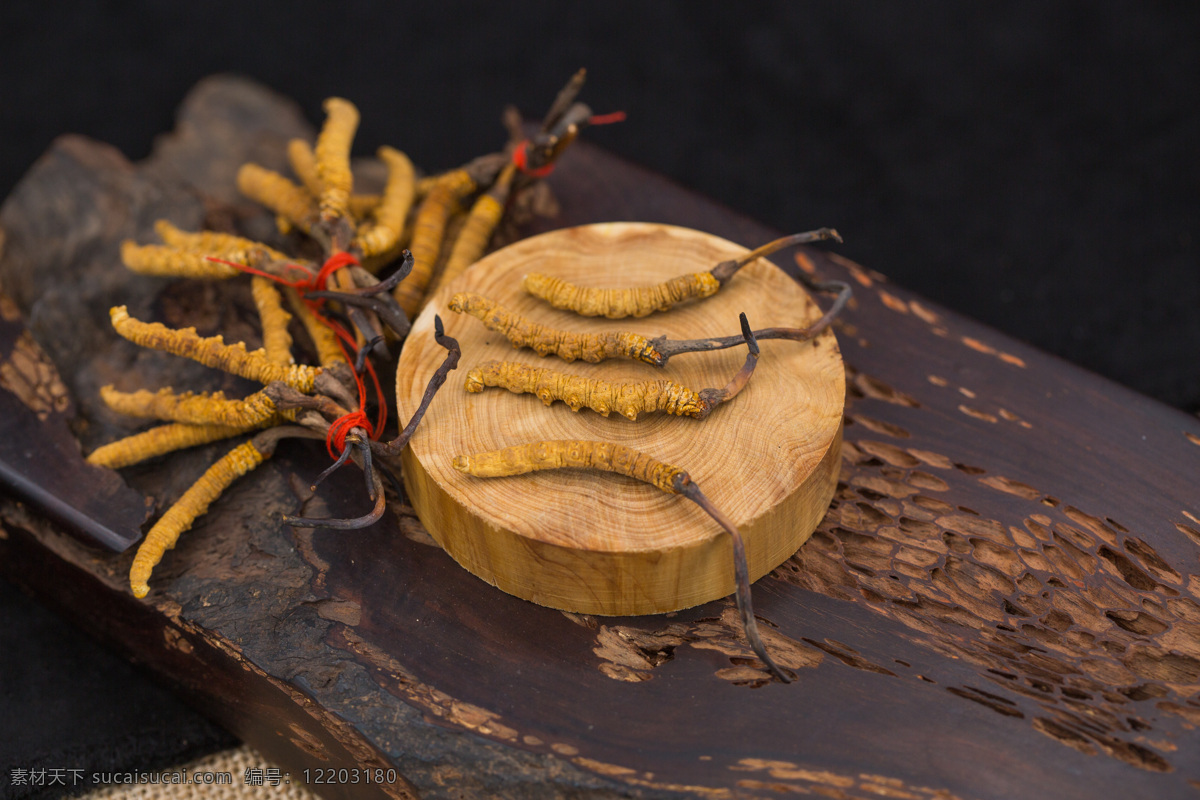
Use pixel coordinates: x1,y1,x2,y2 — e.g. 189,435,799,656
1,1,1197,794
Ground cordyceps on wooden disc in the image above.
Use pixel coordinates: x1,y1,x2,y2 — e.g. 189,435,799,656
397,222,846,621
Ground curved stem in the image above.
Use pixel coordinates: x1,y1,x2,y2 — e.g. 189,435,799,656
250,425,326,456
309,434,356,491
710,228,842,285
355,251,414,295
306,290,411,340
654,277,852,365
675,477,792,683
375,315,461,457
694,313,760,418
285,466,386,529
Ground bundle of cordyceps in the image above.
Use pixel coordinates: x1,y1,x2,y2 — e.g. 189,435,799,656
88,69,852,683
87,71,611,600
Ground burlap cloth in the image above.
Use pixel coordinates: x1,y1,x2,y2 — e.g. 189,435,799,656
78,747,320,800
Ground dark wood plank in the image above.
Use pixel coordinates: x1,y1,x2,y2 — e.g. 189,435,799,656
2,76,1199,799
0,306,148,550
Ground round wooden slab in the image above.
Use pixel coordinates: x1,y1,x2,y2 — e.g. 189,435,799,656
396,222,844,615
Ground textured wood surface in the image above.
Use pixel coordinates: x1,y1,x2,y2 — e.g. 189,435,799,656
1,77,1199,799
399,222,843,615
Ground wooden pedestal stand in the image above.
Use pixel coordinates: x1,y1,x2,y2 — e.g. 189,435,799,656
397,223,843,615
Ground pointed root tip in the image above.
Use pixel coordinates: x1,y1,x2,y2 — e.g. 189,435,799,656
738,312,759,355
284,513,380,529
767,664,794,683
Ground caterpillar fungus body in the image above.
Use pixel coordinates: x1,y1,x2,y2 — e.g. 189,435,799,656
522,228,842,319
463,312,760,420
94,69,607,597
453,440,791,683
448,292,664,364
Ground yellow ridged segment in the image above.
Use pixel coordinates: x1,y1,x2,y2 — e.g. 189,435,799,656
522,270,721,319
449,292,663,365
99,386,289,428
129,440,268,598
283,289,346,367
315,97,359,221
430,163,515,297
466,361,706,420
291,137,380,219
349,193,382,219
453,440,687,496
109,306,319,392
393,170,477,317
120,242,241,279
86,421,257,470
237,163,317,234
355,146,416,257
251,277,294,365
414,174,439,198
286,138,322,196
153,220,292,265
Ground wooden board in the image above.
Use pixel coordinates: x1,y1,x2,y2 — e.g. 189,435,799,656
397,222,843,615
2,77,1200,799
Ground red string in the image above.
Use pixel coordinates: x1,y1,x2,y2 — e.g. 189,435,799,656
511,140,555,178
321,314,387,458
314,251,358,289
588,110,627,126
206,252,388,458
513,111,626,177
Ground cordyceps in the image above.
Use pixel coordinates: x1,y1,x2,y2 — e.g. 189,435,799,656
522,228,843,319
464,313,761,420
452,440,792,683
449,261,852,367
93,73,609,599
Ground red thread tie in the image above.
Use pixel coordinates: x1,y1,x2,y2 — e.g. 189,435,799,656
588,110,627,126
326,409,371,460
206,251,389,458
314,251,358,291
512,140,555,178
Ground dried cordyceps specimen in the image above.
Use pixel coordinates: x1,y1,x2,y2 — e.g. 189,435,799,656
127,427,319,599
107,305,322,392
427,163,518,298
523,228,842,319
393,163,493,316
249,276,294,365
453,439,791,682
451,265,850,367
88,420,272,471
92,73,611,597
98,386,285,428
449,291,665,364
313,97,358,222
122,221,295,280
465,313,760,420
353,146,416,257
